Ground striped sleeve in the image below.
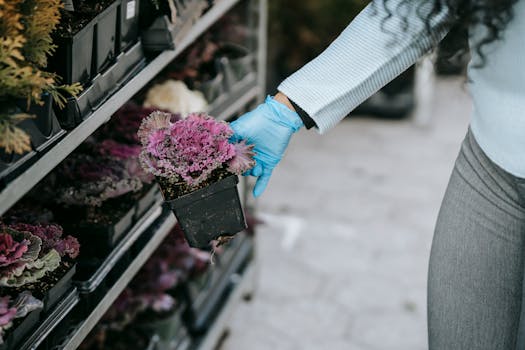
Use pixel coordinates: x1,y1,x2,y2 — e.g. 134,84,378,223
277,0,453,133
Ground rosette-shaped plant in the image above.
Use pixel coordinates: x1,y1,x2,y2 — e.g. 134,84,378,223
0,227,60,287
8,223,79,259
53,154,143,207
138,111,254,189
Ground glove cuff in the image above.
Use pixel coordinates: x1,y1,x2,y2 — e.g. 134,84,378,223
266,95,304,132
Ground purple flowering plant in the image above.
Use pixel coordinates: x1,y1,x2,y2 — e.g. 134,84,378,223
138,111,255,190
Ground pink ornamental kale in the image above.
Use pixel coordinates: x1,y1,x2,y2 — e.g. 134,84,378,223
0,233,29,267
8,223,80,259
138,112,254,187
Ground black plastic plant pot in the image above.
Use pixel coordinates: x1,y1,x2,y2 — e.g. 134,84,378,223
42,263,76,313
134,184,161,220
119,0,141,52
94,1,119,74
51,20,95,86
75,204,135,258
162,175,247,248
0,308,41,350
15,95,66,154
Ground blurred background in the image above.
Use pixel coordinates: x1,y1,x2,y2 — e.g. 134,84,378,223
220,1,472,349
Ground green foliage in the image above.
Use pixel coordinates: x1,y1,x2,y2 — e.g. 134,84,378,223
0,0,82,153
0,113,33,155
0,249,61,287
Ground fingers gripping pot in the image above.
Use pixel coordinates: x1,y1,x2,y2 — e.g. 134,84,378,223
138,111,255,248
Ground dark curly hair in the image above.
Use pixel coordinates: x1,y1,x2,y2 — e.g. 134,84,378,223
377,0,519,66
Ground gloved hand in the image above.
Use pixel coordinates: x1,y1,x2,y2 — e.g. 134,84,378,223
230,95,303,197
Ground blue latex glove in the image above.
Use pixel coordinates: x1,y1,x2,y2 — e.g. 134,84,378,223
230,95,303,197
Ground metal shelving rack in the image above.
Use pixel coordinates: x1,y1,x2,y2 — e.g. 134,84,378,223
1,0,267,348
0,0,244,217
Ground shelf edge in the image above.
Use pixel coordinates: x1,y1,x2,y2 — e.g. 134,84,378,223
61,214,177,350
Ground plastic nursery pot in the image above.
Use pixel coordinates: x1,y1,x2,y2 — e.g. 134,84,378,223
94,1,119,74
41,263,76,313
119,0,141,51
160,175,247,249
15,94,66,154
51,20,95,86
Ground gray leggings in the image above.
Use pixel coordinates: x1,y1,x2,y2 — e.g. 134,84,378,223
428,129,525,349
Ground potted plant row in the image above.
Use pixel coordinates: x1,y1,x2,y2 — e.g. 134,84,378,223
163,33,256,113
0,0,82,187
138,111,255,248
36,142,151,259
0,222,80,349
98,103,167,219
78,223,209,350
140,0,208,51
50,0,145,129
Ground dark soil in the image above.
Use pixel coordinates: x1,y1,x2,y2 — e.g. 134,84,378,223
83,196,134,226
55,0,115,37
157,167,233,201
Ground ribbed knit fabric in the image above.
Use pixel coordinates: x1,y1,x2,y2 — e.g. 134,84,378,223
467,0,525,178
278,0,525,178
278,0,451,133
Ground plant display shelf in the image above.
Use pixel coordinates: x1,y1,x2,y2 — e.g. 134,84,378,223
60,213,177,350
74,203,163,294
194,260,257,350
0,0,243,217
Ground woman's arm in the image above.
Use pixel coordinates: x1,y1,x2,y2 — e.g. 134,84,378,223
278,0,453,133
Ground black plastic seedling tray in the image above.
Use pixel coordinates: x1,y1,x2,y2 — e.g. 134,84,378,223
94,1,119,74
42,264,77,313
141,0,207,51
51,21,96,86
54,40,145,129
119,0,141,51
73,203,162,315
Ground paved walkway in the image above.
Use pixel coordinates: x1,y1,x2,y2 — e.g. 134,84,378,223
220,76,471,350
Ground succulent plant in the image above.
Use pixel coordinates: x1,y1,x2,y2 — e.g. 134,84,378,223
138,112,254,188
